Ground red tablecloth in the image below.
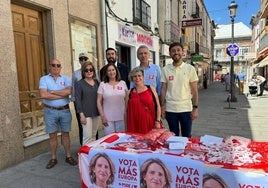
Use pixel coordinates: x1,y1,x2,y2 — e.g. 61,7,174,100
78,132,268,188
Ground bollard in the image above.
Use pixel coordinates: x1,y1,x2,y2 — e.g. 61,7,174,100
228,93,231,108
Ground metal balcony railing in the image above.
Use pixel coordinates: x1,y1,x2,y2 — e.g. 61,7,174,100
199,45,209,55
164,20,180,44
259,32,268,52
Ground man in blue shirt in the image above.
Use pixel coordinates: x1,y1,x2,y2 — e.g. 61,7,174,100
39,59,77,169
130,45,162,96
236,71,246,94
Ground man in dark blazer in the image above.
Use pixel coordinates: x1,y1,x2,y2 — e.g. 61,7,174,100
100,47,130,88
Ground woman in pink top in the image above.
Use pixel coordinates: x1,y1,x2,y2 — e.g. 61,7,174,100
97,63,128,136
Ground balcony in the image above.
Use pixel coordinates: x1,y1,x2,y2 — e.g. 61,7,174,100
199,45,209,57
259,32,268,52
164,20,180,44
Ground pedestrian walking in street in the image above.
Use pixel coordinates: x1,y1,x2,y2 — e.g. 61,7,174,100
224,73,230,91
203,73,208,89
256,74,267,96
160,42,199,137
39,59,77,169
236,71,246,95
75,61,100,145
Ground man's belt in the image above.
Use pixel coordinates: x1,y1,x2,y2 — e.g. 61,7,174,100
44,104,69,110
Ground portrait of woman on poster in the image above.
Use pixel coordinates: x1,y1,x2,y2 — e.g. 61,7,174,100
140,158,172,188
89,153,115,188
203,173,229,188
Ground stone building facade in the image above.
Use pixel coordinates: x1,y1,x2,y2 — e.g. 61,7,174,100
0,0,103,170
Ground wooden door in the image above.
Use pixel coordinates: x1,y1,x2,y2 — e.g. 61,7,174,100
11,4,46,140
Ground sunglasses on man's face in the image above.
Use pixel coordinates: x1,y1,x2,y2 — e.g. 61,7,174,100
84,68,94,73
79,57,88,61
51,64,61,68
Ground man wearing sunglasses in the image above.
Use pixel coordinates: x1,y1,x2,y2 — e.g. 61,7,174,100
39,59,77,169
100,48,130,88
71,52,89,145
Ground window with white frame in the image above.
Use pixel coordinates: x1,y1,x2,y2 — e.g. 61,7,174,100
70,19,98,71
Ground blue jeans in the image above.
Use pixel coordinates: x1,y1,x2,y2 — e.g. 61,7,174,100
165,111,192,137
44,108,72,133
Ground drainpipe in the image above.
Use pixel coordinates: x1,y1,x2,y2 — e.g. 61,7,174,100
101,0,108,63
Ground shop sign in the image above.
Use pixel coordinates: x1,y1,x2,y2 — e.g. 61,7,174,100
191,55,204,62
182,18,202,27
182,0,188,20
119,25,135,44
136,33,153,47
118,24,153,48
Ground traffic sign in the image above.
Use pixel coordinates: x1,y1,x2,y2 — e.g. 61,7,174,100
226,43,239,57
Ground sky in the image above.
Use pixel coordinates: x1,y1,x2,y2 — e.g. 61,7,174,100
204,0,260,28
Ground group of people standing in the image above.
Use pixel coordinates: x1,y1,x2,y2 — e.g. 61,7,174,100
224,71,266,96
39,42,199,169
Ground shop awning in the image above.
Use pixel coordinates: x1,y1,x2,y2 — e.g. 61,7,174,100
258,56,268,67
252,63,259,68
191,55,204,62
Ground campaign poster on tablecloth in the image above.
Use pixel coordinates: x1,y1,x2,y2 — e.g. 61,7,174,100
88,148,140,188
204,165,268,188
139,153,203,188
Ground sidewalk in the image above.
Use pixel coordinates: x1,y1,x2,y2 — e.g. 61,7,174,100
0,82,267,188
0,141,81,188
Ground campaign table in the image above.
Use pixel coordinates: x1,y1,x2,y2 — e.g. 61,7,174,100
78,132,268,188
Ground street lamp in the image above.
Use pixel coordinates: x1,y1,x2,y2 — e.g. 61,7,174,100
228,0,238,102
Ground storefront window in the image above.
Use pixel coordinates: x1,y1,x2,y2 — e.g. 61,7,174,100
70,18,98,71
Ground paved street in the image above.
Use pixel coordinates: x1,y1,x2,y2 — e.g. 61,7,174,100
0,82,267,188
193,81,268,141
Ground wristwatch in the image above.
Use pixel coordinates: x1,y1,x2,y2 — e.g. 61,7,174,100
193,105,198,109
50,90,54,94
